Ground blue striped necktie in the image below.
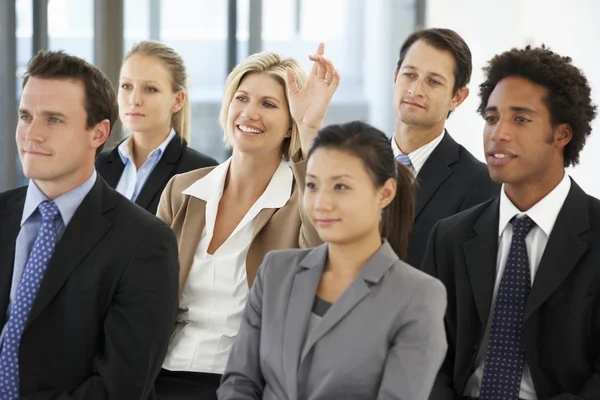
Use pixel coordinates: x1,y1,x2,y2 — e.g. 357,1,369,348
395,153,415,174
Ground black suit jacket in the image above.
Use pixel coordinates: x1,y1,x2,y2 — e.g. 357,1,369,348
408,131,500,268
0,177,179,399
96,135,218,215
422,179,600,400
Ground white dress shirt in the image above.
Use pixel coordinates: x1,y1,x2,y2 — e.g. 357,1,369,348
115,129,176,201
162,158,293,374
391,130,445,175
464,172,571,400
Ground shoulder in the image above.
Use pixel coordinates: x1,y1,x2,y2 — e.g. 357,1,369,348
180,146,219,170
0,186,27,212
436,198,495,235
389,259,446,295
106,185,176,241
258,247,318,281
95,145,120,165
168,166,218,195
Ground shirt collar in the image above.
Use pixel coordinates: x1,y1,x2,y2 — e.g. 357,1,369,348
117,129,177,165
498,172,571,237
21,169,98,227
391,130,445,173
182,158,294,209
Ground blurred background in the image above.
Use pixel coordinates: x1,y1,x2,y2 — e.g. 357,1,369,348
1,0,599,196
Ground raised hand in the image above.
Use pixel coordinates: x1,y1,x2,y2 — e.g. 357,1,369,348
287,43,340,156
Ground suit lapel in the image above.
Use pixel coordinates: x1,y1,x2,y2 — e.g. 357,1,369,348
525,181,589,320
282,245,326,399
96,145,125,188
299,243,397,363
0,189,27,323
26,178,113,329
414,132,460,217
463,199,500,326
177,196,207,297
135,137,185,211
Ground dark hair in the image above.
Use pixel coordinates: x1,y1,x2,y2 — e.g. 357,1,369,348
22,50,118,154
397,28,472,96
478,45,597,167
307,121,415,260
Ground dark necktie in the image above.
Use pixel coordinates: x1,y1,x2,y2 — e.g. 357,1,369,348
0,201,60,399
479,215,536,400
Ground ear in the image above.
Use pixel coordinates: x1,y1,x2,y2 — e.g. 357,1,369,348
449,86,470,111
380,177,397,209
393,67,399,84
554,123,573,148
90,119,111,151
171,91,186,114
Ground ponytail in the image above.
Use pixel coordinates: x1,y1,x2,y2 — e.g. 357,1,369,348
380,162,416,260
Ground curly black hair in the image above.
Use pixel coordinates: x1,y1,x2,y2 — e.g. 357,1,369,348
478,45,597,167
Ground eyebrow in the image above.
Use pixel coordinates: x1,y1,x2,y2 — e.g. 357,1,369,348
306,173,354,180
485,105,539,115
19,108,69,119
119,77,162,86
235,90,283,104
402,65,448,82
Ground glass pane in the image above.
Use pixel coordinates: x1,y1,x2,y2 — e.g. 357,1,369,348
48,0,94,63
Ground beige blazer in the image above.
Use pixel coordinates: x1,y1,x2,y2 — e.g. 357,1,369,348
157,152,322,296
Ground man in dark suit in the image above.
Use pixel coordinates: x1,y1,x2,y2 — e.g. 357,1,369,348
0,50,179,399
392,28,500,268
422,45,599,400
95,135,217,215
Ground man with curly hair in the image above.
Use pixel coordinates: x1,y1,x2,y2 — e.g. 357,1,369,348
422,45,599,400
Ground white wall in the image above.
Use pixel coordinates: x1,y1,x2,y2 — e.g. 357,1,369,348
426,0,600,197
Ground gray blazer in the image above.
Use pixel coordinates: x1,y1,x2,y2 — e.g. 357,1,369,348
218,241,448,400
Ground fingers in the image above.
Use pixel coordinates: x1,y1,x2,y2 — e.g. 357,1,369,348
308,54,339,87
309,42,326,78
286,67,299,96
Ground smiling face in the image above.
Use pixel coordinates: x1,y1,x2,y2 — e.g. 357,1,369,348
483,76,570,192
118,54,184,136
225,72,292,158
304,147,395,246
393,39,468,130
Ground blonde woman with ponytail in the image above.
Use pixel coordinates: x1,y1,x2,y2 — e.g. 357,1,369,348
96,40,218,215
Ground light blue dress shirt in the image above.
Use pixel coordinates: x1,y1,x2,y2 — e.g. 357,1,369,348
115,129,176,202
0,170,97,346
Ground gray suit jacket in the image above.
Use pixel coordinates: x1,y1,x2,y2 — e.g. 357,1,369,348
218,241,448,400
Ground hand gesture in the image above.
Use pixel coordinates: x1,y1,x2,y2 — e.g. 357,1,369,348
287,43,340,132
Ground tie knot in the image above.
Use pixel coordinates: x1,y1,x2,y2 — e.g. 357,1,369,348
395,153,412,166
38,201,60,222
510,215,535,236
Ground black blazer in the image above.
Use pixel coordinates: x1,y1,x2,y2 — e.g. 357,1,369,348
96,134,218,215
422,180,600,400
0,177,179,399
408,131,500,268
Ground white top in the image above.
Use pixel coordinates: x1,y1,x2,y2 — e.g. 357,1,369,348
464,172,571,400
162,157,293,374
391,130,445,175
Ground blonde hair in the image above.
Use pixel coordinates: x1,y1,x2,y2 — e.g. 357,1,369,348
124,40,191,143
219,51,307,160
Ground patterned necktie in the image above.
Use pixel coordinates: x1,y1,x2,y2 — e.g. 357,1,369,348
480,215,536,400
395,153,415,174
0,201,60,399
